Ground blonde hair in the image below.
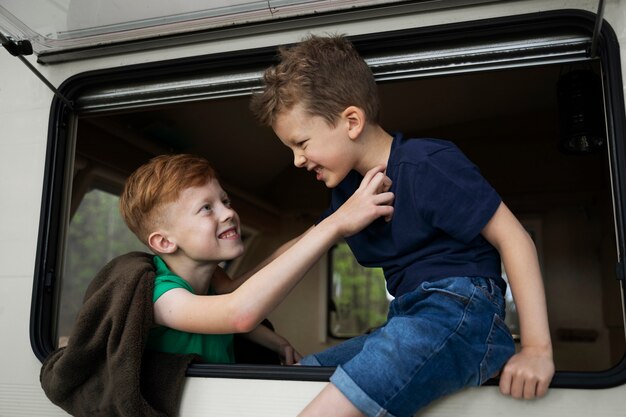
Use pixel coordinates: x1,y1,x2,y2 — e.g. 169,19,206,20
120,154,217,245
250,34,380,127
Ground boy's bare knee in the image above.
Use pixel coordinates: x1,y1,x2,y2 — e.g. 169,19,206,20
298,383,364,417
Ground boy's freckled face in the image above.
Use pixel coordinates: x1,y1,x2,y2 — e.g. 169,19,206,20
273,103,356,188
164,179,244,262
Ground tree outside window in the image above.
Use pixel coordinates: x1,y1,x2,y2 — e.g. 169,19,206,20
329,242,391,338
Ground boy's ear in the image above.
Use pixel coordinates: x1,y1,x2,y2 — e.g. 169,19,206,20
148,231,177,254
342,106,366,140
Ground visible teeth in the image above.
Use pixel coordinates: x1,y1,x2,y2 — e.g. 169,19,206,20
219,229,237,238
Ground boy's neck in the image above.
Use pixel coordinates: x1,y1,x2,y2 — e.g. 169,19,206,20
354,123,394,176
159,254,218,295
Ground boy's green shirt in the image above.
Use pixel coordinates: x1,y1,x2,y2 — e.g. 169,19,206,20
146,256,235,364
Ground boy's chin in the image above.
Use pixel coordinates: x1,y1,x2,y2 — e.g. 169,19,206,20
323,175,345,188
229,245,245,259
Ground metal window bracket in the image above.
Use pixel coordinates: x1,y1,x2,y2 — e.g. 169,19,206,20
0,33,74,111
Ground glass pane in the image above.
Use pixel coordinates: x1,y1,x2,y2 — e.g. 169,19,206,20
58,188,146,345
329,242,392,338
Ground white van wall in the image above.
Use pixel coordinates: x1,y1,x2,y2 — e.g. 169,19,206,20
0,50,58,416
2,0,626,416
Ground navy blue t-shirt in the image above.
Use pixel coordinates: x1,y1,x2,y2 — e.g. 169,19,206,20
322,132,505,297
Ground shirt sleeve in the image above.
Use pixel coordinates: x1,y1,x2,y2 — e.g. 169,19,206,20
153,274,195,302
414,146,501,244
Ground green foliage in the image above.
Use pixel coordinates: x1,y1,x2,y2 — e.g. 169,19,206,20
58,189,146,338
330,243,390,337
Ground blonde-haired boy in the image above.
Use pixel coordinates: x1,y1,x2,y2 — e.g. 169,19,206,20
251,34,554,417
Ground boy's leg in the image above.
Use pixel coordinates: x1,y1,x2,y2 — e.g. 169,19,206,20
297,326,375,417
298,383,364,417
309,277,515,417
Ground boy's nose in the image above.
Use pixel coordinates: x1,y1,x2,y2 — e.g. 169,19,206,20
219,205,235,222
294,153,307,168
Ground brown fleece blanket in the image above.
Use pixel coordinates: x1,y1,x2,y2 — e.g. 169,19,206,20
40,251,197,417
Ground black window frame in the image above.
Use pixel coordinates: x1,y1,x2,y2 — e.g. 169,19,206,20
30,9,626,387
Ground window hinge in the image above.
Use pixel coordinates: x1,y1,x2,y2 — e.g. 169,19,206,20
1,33,75,111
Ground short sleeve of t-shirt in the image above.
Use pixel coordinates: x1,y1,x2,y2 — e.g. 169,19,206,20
148,255,235,364
152,256,196,301
411,145,501,244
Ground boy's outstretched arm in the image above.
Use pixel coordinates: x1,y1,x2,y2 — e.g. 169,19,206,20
212,234,306,294
213,172,394,294
154,166,394,335
481,202,555,399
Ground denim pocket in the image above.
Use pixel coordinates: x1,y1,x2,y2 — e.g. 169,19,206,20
471,277,505,311
478,314,515,385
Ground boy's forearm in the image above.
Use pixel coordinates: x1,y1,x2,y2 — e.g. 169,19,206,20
501,232,552,352
212,234,304,294
228,218,343,332
232,234,305,287
482,203,552,352
230,168,393,332
497,228,555,398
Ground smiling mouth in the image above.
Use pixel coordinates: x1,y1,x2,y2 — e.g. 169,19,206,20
218,228,239,239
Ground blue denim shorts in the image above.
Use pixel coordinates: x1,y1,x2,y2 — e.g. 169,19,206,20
300,277,515,417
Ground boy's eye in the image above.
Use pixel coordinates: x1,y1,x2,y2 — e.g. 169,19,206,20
200,204,212,212
223,198,232,207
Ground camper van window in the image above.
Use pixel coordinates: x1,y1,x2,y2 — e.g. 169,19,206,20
31,11,626,390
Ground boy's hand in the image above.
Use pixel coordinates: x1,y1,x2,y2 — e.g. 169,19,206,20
277,342,303,365
498,346,554,399
334,165,394,237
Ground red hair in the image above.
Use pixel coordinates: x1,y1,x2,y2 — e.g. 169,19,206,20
120,154,217,245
